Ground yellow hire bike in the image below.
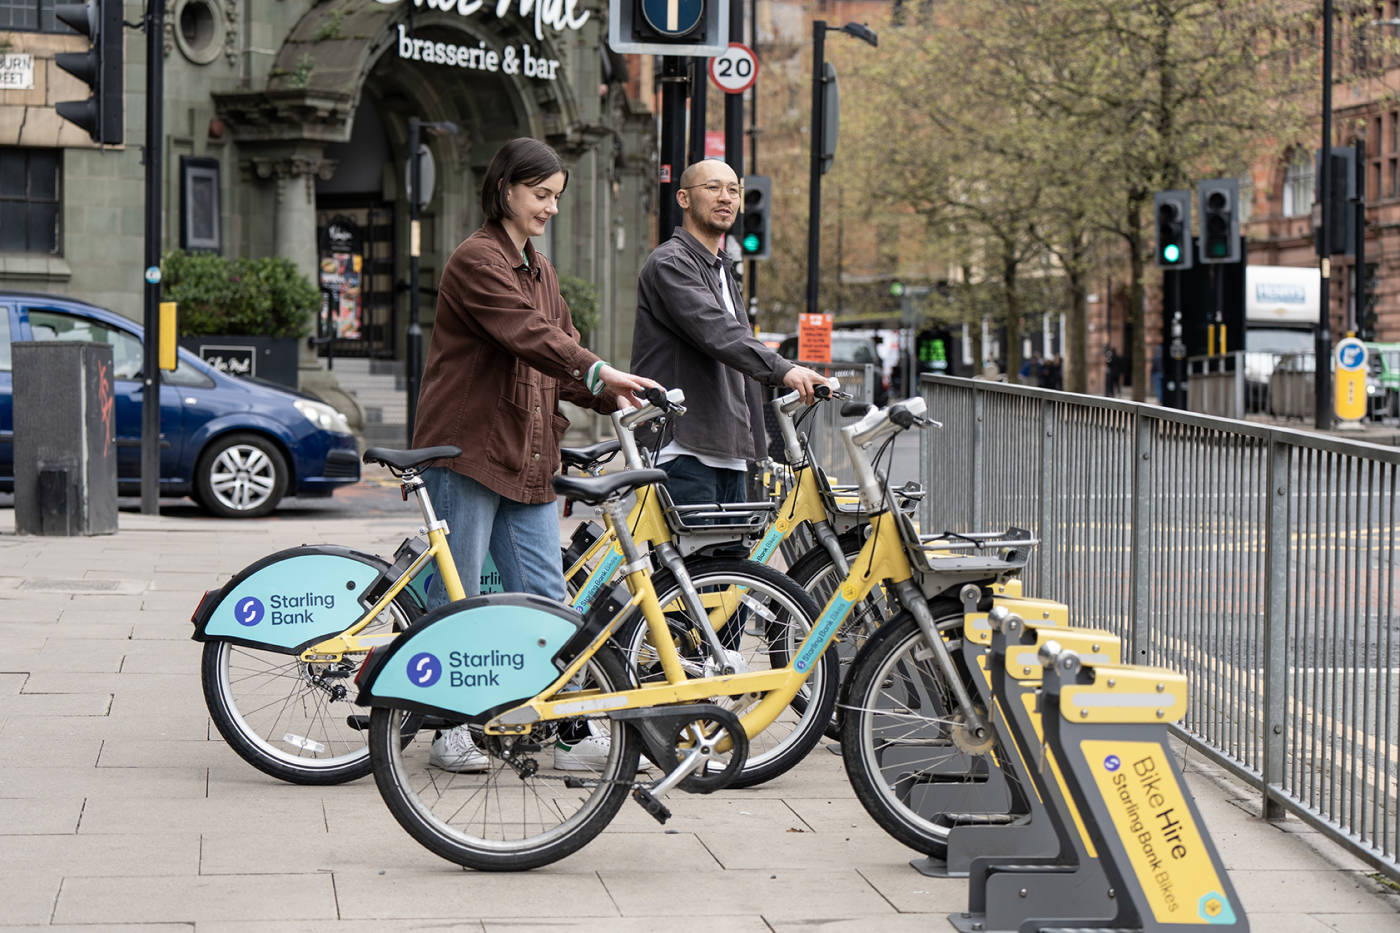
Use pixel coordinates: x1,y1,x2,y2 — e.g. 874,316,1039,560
190,388,822,787
353,396,1032,870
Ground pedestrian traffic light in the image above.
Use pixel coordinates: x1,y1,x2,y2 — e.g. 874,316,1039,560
53,0,123,145
607,0,729,57
1153,190,1193,270
741,174,771,260
1197,178,1240,264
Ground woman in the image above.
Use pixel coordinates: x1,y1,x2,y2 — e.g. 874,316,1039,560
411,138,654,772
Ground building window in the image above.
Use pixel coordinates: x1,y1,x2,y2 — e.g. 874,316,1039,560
0,147,61,254
180,157,222,252
0,0,69,33
1282,152,1314,218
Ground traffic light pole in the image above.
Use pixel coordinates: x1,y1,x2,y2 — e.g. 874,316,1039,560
659,57,688,241
1316,0,1334,431
139,0,164,515
744,0,757,317
1353,136,1365,336
805,21,826,318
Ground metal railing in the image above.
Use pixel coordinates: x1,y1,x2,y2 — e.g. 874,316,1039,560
918,374,1400,877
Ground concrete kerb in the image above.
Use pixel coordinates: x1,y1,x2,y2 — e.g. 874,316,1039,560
0,505,1398,928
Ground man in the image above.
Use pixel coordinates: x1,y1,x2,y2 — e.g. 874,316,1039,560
632,159,829,505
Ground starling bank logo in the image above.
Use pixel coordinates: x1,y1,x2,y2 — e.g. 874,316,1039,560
408,652,443,687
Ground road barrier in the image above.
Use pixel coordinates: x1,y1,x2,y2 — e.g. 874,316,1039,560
918,374,1400,879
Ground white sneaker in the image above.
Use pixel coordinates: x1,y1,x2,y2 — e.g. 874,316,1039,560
429,727,488,773
554,733,611,771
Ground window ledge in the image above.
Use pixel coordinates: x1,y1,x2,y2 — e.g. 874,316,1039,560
0,255,73,281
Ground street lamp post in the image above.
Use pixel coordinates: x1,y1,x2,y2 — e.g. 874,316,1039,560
406,117,458,445
806,20,877,319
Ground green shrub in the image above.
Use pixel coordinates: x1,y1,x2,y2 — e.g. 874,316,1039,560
558,274,600,346
162,250,317,338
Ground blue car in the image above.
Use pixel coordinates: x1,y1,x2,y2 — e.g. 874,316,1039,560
0,292,360,518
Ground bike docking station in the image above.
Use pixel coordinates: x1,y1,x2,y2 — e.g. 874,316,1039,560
941,605,1247,933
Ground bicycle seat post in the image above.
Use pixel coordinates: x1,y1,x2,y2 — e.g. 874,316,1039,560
401,468,447,535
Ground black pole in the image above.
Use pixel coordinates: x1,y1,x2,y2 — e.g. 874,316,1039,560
1316,0,1334,430
405,117,422,446
688,57,707,165
806,21,826,318
659,57,688,240
725,0,744,176
139,0,164,515
745,0,757,316
1353,136,1365,336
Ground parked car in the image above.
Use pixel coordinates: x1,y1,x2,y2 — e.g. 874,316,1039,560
0,292,359,517
777,332,891,406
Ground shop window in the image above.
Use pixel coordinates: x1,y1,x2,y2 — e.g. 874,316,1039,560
0,147,60,254
180,157,221,253
0,0,68,32
1282,153,1314,218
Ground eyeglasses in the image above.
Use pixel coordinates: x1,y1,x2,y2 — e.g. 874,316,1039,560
682,181,744,198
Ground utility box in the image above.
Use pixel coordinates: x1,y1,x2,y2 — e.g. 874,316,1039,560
13,342,118,536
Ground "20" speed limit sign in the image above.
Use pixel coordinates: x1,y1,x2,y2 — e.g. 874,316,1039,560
709,42,759,94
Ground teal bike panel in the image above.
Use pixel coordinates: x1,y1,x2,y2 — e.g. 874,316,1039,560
198,550,383,652
362,598,581,718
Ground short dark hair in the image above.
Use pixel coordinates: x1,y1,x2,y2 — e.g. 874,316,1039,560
480,138,568,222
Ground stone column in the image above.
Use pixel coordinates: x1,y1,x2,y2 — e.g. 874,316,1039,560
250,152,365,432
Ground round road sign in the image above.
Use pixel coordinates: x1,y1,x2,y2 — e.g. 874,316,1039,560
1336,337,1367,372
709,42,759,94
642,0,705,38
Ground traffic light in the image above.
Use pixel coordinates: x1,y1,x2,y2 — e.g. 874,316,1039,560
1315,147,1357,257
54,0,123,145
1197,178,1240,264
740,174,771,260
607,0,729,57
1153,190,1192,270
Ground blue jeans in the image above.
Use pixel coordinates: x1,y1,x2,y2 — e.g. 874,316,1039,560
660,455,746,506
422,468,566,610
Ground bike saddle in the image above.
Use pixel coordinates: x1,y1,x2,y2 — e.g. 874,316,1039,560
362,445,462,471
552,468,668,505
561,439,621,471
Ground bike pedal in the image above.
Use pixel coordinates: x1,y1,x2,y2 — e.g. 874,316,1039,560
631,786,671,824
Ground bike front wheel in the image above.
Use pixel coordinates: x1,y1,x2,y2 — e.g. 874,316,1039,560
201,596,413,785
840,605,1011,858
368,646,639,871
622,557,836,789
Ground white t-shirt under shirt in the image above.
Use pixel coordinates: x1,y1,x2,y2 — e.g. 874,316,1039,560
654,261,749,472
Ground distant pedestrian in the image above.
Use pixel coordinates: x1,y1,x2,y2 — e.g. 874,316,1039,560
1104,344,1122,397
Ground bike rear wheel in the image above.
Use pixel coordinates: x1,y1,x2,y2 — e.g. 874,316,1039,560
840,605,1011,858
368,646,639,871
201,596,412,785
621,557,836,789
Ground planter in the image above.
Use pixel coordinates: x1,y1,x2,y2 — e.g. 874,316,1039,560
179,336,300,388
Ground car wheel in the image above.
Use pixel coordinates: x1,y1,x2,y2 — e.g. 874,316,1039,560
195,432,288,518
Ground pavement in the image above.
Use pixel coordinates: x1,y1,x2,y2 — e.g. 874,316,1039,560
2,492,1400,931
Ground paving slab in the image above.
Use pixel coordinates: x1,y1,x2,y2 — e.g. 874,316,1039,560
0,503,1397,930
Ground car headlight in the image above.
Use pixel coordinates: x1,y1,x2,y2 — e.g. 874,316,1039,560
294,398,352,435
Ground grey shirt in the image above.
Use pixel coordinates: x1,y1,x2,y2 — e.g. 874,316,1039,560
631,228,794,462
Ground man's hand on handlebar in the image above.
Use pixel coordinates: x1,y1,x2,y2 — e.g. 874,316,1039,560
782,366,834,405
599,364,661,410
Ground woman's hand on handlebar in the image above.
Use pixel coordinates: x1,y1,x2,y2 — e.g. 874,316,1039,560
782,366,832,405
600,364,660,410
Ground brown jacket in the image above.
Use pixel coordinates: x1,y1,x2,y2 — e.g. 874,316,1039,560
412,221,618,504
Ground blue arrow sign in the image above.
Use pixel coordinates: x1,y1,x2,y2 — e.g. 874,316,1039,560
1336,338,1367,372
641,0,704,36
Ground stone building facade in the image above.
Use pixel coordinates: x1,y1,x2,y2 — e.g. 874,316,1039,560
1,0,655,382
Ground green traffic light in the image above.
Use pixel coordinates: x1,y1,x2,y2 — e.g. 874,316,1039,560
743,233,761,253
1162,243,1180,263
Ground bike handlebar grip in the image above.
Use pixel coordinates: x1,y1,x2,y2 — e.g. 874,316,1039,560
891,408,916,429
643,386,667,408
840,402,871,418
814,384,831,400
